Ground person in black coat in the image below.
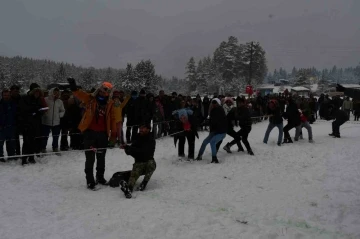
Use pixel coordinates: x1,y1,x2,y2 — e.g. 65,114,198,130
133,89,152,125
223,97,254,155
282,97,301,143
196,98,227,163
327,105,349,138
66,96,83,150
19,83,46,165
119,124,156,198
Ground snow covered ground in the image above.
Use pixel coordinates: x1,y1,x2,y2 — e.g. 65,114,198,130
1,120,360,239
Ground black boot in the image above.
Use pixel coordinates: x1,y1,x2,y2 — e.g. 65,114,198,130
87,182,97,190
136,180,148,191
96,176,108,185
120,180,132,199
329,133,335,136
28,156,36,164
211,156,219,164
287,138,293,143
248,150,254,156
223,143,232,154
22,157,28,165
195,155,202,161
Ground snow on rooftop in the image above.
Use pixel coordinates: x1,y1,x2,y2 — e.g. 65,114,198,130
291,86,310,91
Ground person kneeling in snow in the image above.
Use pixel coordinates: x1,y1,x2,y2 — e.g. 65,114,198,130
119,124,156,198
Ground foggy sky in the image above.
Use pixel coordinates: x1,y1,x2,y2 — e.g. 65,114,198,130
1,0,359,78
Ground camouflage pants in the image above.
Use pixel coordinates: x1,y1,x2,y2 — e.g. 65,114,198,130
128,160,157,190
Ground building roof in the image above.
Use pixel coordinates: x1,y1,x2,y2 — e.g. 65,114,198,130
291,86,310,92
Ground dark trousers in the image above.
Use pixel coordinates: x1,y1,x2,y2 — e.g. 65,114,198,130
14,128,21,155
178,131,196,159
83,130,108,184
126,125,138,143
70,129,83,150
226,128,244,151
41,125,61,150
238,127,252,152
60,125,69,150
0,127,16,158
22,126,40,161
283,122,300,140
128,160,156,191
332,119,346,135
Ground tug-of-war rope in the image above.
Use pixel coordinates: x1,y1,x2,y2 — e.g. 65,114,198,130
1,115,360,160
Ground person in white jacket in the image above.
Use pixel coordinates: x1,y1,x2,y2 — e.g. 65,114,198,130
41,88,65,154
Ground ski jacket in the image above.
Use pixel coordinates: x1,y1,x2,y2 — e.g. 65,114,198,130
72,89,117,138
42,88,65,126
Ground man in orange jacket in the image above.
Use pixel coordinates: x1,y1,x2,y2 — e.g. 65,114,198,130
68,78,117,190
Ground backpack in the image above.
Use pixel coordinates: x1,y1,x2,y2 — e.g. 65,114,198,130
108,171,132,188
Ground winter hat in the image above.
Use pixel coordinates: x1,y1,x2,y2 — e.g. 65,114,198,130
30,83,40,91
212,98,221,105
140,89,146,95
131,90,138,96
102,82,113,90
10,85,20,91
224,97,234,104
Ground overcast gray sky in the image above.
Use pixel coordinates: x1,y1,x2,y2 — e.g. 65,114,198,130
1,0,359,78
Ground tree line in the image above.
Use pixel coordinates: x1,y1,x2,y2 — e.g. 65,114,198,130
185,36,268,95
0,56,162,92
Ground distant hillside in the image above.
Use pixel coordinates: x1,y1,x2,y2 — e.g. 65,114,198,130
0,55,124,90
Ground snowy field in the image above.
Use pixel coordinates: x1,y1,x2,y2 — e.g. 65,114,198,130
1,120,360,239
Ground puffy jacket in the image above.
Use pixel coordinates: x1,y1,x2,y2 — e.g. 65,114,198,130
72,89,117,138
42,88,65,126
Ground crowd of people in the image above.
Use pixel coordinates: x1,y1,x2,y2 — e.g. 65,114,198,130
0,78,358,196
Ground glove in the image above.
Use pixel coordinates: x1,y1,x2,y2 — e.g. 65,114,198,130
336,84,345,92
67,77,77,91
